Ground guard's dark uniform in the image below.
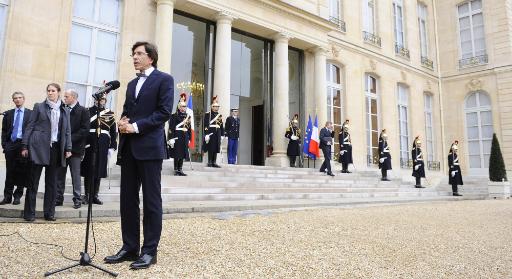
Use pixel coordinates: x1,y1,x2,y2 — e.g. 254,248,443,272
202,111,223,167
448,151,463,196
411,143,425,187
378,134,392,181
80,106,117,202
285,125,301,167
225,114,240,164
338,130,353,173
168,110,191,175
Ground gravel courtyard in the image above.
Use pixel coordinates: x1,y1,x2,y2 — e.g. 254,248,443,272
0,200,511,279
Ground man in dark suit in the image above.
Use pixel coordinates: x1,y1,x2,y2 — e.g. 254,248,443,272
56,89,89,209
224,108,240,164
104,41,173,270
0,92,32,205
319,121,335,176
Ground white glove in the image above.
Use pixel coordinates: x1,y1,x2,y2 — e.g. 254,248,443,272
108,148,115,159
169,139,175,148
340,150,346,155
326,141,331,146
205,135,210,144
414,165,419,171
221,136,226,141
451,171,456,177
379,158,385,163
291,135,298,141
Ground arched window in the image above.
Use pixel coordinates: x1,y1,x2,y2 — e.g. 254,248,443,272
327,63,343,157
365,74,379,165
465,91,493,171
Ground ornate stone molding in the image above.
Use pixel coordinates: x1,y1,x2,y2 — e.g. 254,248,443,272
466,79,483,92
215,10,236,24
369,59,377,71
330,45,341,58
312,46,329,55
273,32,292,43
155,0,176,7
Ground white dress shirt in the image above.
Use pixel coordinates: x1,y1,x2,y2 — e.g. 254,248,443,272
133,66,155,133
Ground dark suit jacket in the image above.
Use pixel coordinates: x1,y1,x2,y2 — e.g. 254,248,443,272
22,101,72,167
118,69,173,161
2,108,32,152
319,127,334,150
68,102,90,155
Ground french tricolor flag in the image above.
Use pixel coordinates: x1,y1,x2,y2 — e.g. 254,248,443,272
186,94,195,149
309,115,320,158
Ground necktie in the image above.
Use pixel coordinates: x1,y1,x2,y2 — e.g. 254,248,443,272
11,109,21,142
136,72,147,78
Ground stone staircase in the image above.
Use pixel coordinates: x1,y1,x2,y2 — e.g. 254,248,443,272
58,161,459,203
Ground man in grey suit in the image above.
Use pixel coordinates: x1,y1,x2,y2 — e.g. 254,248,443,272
56,89,89,209
22,83,72,222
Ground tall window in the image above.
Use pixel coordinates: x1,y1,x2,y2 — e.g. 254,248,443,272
327,63,343,156
0,0,8,62
66,0,121,108
417,3,428,58
424,94,434,162
365,74,379,165
465,91,493,171
329,0,341,20
397,84,409,163
458,0,485,59
363,0,376,34
393,0,405,46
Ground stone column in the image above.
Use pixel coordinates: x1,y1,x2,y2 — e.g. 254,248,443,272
154,0,175,73
213,12,233,119
267,33,290,167
314,46,328,127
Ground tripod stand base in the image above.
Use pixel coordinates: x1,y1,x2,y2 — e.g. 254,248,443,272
44,252,118,277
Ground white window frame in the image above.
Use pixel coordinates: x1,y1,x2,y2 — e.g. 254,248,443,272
365,74,379,164
424,93,435,162
393,0,406,47
66,0,121,109
329,0,341,20
0,0,9,65
464,91,493,174
363,0,376,34
457,0,486,59
397,84,409,164
417,2,429,58
327,63,343,151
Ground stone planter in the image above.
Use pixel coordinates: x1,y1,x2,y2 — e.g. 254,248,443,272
488,181,511,199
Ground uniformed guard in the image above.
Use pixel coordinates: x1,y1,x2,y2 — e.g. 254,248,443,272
411,136,426,188
202,95,224,168
80,96,117,205
338,119,353,173
225,108,240,164
378,129,392,181
168,93,192,176
285,114,301,167
448,140,463,196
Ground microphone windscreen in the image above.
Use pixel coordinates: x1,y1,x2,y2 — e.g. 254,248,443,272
106,80,121,90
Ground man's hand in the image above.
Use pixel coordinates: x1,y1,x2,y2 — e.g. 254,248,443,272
65,151,72,158
118,116,135,134
21,149,28,158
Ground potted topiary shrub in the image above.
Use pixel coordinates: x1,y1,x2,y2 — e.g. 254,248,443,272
488,133,510,199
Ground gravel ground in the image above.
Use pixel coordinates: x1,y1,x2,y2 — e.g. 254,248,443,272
0,200,511,279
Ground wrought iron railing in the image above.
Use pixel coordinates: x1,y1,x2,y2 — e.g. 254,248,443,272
400,158,413,169
421,56,434,70
363,31,382,47
427,161,441,171
459,54,488,68
329,16,346,32
395,43,410,59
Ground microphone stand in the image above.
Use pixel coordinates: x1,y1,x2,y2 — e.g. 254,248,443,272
45,97,118,277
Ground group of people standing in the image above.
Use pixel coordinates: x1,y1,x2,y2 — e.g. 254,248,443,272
285,118,464,196
0,84,117,221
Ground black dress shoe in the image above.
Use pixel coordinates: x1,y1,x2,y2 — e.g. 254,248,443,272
92,197,103,205
82,196,89,205
327,172,335,177
73,201,81,209
178,171,187,176
44,215,56,221
381,177,390,181
0,198,12,205
55,201,63,206
453,193,463,196
415,185,425,188
24,216,35,222
130,254,157,270
207,163,213,167
12,198,20,205
346,171,352,173
212,164,221,168
104,249,139,264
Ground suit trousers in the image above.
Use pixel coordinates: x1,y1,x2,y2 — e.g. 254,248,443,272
227,138,238,164
120,139,163,256
84,176,101,199
320,146,332,173
56,154,82,202
24,143,60,219
4,143,25,200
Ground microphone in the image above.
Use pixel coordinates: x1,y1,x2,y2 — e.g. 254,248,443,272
93,80,120,100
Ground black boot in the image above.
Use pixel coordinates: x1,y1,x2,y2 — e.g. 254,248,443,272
381,169,390,181
92,178,103,205
211,153,221,168
452,184,462,196
415,176,425,188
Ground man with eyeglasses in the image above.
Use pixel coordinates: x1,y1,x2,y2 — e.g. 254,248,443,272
105,41,173,270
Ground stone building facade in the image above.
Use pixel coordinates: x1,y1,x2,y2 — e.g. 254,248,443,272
0,0,510,176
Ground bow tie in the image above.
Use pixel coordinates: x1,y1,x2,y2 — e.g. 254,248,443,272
136,72,147,78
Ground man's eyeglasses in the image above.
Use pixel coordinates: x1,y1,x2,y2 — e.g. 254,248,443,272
130,52,148,57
